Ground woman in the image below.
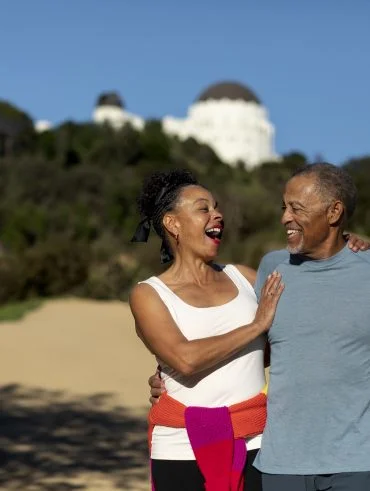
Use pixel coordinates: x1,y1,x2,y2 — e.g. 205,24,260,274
129,169,284,491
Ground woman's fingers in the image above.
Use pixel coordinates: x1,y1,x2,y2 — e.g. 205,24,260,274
263,271,283,296
255,271,284,333
261,272,285,308
274,281,285,299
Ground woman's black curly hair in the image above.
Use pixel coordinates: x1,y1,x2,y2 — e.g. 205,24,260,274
137,169,199,241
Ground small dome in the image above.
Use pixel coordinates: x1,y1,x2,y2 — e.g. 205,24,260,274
96,92,125,109
35,120,53,132
196,81,261,105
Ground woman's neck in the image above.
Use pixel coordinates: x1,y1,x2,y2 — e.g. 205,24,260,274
162,255,219,286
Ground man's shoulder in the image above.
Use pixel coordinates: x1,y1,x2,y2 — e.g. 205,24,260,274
348,248,370,265
259,249,290,271
255,249,290,296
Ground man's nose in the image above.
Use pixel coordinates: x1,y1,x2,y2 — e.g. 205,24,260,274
281,208,292,225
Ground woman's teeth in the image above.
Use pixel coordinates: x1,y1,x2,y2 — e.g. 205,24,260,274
205,227,222,239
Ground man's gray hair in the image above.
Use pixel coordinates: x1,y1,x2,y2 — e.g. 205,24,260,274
292,163,357,221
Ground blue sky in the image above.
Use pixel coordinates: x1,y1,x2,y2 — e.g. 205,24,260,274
1,0,369,164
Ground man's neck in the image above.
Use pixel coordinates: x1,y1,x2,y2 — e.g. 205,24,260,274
304,233,347,260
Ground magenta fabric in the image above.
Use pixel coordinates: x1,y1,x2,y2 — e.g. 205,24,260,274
151,405,247,490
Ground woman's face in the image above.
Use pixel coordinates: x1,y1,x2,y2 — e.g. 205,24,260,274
164,185,224,261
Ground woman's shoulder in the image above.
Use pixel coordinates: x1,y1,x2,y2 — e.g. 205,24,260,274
129,281,157,304
228,264,257,286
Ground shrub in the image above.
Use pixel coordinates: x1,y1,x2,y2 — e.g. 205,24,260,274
83,259,136,301
20,239,90,297
0,256,24,304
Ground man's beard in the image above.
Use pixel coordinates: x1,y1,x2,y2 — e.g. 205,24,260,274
286,236,304,254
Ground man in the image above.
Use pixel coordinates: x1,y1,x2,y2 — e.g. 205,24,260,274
149,163,370,490
253,163,370,490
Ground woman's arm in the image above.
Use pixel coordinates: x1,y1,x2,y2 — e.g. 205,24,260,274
129,272,283,377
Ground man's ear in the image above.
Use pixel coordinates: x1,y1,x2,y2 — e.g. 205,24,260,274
328,200,345,225
162,213,179,238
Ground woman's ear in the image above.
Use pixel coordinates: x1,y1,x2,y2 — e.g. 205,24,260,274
162,213,179,238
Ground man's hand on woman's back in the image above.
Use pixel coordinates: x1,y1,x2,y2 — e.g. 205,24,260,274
149,367,165,405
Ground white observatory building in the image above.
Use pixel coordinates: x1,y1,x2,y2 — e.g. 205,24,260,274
36,81,279,169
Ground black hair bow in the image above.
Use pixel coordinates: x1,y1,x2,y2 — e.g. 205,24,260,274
130,217,151,243
131,217,173,264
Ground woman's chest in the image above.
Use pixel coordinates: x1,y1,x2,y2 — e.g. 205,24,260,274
172,294,258,340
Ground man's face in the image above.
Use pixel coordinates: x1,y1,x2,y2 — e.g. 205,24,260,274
281,174,331,257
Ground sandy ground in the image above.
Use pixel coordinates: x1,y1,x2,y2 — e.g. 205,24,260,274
0,299,157,491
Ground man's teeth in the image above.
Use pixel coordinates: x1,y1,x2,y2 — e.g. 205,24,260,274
287,230,300,236
207,228,221,233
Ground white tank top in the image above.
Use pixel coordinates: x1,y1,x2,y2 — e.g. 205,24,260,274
142,264,266,460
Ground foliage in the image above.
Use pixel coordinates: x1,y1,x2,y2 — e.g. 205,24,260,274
0,299,42,322
0,106,369,305
0,100,33,127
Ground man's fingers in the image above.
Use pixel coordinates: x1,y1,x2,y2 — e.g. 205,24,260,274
151,386,163,396
149,384,164,406
148,373,162,389
347,236,370,251
348,238,359,251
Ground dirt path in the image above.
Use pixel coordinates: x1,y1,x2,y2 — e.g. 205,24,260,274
0,299,156,491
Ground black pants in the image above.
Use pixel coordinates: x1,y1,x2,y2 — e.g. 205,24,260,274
151,449,262,491
262,471,370,491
